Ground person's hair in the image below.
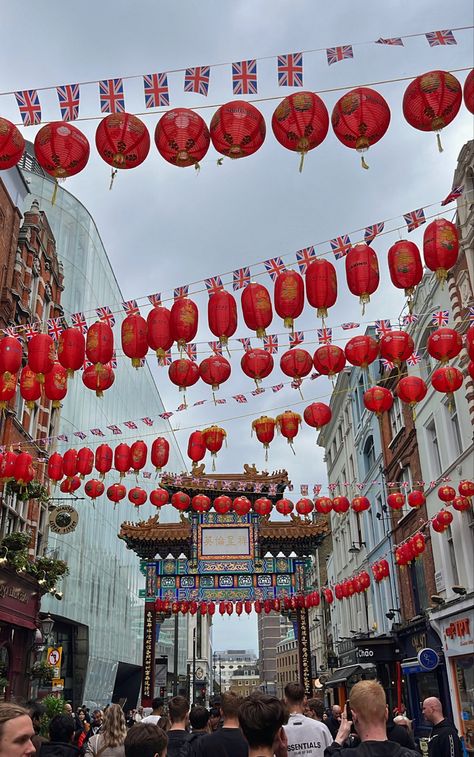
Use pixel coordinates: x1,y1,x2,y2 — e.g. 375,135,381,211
124,723,168,757
92,709,102,718
168,696,189,724
220,691,242,719
0,703,30,740
239,693,288,748
100,703,127,747
209,706,220,719
49,714,75,743
157,715,170,732
284,682,305,705
350,680,387,725
307,698,325,719
151,698,164,711
189,706,209,731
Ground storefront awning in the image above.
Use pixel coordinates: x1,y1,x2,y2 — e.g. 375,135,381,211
324,663,376,687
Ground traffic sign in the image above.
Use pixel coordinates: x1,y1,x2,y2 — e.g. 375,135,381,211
417,648,439,671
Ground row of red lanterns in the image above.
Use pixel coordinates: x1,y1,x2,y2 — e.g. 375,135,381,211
395,532,426,566
1,70,472,177
155,591,323,617
334,571,371,600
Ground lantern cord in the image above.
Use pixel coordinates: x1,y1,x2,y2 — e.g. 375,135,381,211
51,180,58,206
298,152,306,174
194,162,201,174
436,133,444,153
361,156,369,170
109,169,118,190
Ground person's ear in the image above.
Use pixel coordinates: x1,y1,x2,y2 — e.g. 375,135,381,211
384,705,388,722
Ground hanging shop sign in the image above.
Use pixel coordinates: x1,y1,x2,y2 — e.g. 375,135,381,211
417,647,439,671
48,505,78,534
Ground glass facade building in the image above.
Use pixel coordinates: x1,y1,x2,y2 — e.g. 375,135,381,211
20,148,185,707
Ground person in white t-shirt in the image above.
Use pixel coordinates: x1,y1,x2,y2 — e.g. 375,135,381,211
140,698,164,725
283,682,333,757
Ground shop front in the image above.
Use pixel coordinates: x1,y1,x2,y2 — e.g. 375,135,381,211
325,641,376,706
352,635,402,713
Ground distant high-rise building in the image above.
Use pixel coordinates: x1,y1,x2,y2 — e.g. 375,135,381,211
257,615,292,695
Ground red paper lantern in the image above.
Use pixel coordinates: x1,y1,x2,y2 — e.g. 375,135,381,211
233,496,251,516
427,328,462,364
34,122,90,178
437,509,454,526
276,410,301,446
60,476,81,494
303,402,332,431
305,259,337,320
359,571,371,590
28,334,55,382
130,440,147,473
345,335,379,369
44,362,68,408
150,488,169,508
82,363,115,397
107,483,126,504
151,438,169,473
0,371,17,410
168,358,200,393
331,87,391,167
387,240,423,300
423,218,459,283
202,426,226,462
272,92,329,170
208,290,237,346
155,108,210,167
351,496,370,513
57,328,85,378
464,69,474,114
314,496,333,515
14,452,34,486
323,588,334,604
438,485,456,503
280,348,313,386
171,491,191,511
199,355,231,391
20,366,41,409
114,443,131,478
77,447,94,478
47,452,63,484
468,361,474,381
121,314,148,368
0,336,23,375
432,516,446,533
387,492,405,510
63,449,78,479
467,325,474,359
214,495,232,514
0,117,25,169
241,283,273,338
188,430,206,468
244,600,252,615
192,494,212,512
458,480,474,498
296,497,313,516
335,583,344,601
86,321,114,368
85,479,105,500
147,306,173,362
380,331,414,367
332,496,350,514
95,444,113,478
226,602,233,616
453,496,471,512
128,487,147,507
170,298,198,349
95,112,150,169
432,366,463,396
403,71,462,150
274,269,304,330
0,451,17,481
313,345,346,377
210,101,266,159
345,244,380,310
252,415,276,460
396,376,428,409
242,349,274,386
408,490,426,509
363,386,393,416
276,498,294,515
264,599,272,614
253,497,272,516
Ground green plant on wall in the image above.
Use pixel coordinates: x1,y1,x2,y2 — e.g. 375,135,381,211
39,696,66,737
5,480,50,503
0,532,68,593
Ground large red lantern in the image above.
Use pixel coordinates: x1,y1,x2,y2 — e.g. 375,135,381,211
276,410,301,447
151,438,169,473
210,101,266,159
170,298,198,349
233,496,251,516
272,92,329,170
34,122,90,178
241,349,274,386
431,366,463,397
47,452,63,484
468,361,474,381
85,479,105,500
107,483,126,505
0,372,17,410
0,117,25,169
44,362,68,408
332,496,350,514
82,363,115,397
86,321,114,368
115,443,131,478
60,476,81,494
296,498,313,516
345,335,379,369
305,259,337,320
459,480,474,498
408,490,425,509
0,450,17,481
313,345,346,377
168,358,199,394
147,306,173,362
363,386,393,416
351,496,370,513
150,488,169,508
77,447,94,478
423,219,459,284
20,366,41,409
121,314,148,368
252,415,276,459
427,328,462,364
202,426,226,466
95,113,150,170
0,336,23,376
254,497,273,516
276,498,294,515
387,492,405,510
95,444,113,478
192,494,212,512
155,108,210,167
187,430,206,467
396,376,427,410
387,240,423,302
28,334,55,382
63,449,78,479
438,485,456,503
379,331,414,367
323,588,334,604
314,496,333,515
452,496,472,513
403,71,462,151
199,355,231,392
464,70,474,114
280,348,312,387
345,244,380,311
274,270,304,330
208,290,237,346
241,283,273,338
57,328,85,378
303,402,332,432
331,87,390,167
14,452,34,486
130,440,147,473
129,487,147,507
214,495,232,514
171,491,191,511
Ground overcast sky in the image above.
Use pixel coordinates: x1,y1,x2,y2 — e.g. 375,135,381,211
3,1,472,652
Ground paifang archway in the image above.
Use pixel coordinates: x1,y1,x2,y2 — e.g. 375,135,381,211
119,465,328,704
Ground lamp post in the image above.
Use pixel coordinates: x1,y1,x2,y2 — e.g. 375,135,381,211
192,626,196,705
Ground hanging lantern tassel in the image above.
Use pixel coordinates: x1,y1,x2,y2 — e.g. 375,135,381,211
289,440,296,456
436,132,444,153
264,444,269,463
51,179,59,205
298,151,306,173
194,162,201,174
217,158,224,166
109,169,118,190
212,452,216,472
360,155,369,170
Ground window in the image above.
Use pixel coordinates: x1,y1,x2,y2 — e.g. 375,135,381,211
389,396,404,439
410,557,429,613
396,467,412,518
363,436,376,475
446,525,459,585
29,272,39,315
444,398,463,458
425,418,442,479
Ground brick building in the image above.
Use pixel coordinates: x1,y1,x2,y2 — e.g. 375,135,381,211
275,631,299,699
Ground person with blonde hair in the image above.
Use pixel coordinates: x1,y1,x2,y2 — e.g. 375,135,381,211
85,704,127,757
0,702,36,757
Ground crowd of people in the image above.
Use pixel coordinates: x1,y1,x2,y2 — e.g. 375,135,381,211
0,680,463,757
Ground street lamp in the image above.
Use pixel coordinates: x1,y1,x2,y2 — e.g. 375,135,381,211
40,614,55,642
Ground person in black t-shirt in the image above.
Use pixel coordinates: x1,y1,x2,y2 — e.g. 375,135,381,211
195,691,248,757
166,696,191,757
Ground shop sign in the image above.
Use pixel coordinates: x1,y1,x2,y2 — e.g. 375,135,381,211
353,638,401,663
339,648,358,666
48,506,78,534
142,606,156,701
440,609,474,657
297,605,312,696
52,678,64,692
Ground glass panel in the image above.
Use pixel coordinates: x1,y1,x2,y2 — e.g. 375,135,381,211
454,656,474,753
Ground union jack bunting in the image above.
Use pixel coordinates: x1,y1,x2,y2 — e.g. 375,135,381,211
381,358,395,372
222,480,232,491
233,267,251,291
364,222,385,243
174,285,189,300
403,208,426,232
15,90,41,126
251,388,265,396
90,428,105,437
317,327,332,345
233,394,248,403
341,322,360,330
469,306,474,323
209,341,223,356
271,384,284,392
2,327,18,337
441,185,464,206
326,45,354,65
375,37,404,46
374,319,392,336
159,411,173,420
204,276,223,295
160,350,172,366
184,66,210,96
56,84,80,121
238,337,251,352
313,484,322,495
310,372,319,380
110,351,118,370
407,351,421,366
96,305,116,327
124,420,138,429
432,310,449,327
232,59,258,95
206,479,216,489
176,403,186,412
264,257,286,282
142,416,154,426
73,431,87,440
121,299,139,316
23,322,39,341
185,343,197,361
300,484,309,495
237,481,247,492
99,78,125,113
268,484,278,496
402,313,418,326
295,246,316,274
193,400,206,406
142,471,152,479
47,318,64,340
107,425,122,435
277,53,303,87
215,398,226,405
254,482,263,493
57,434,69,442
328,483,338,492
330,234,352,259
148,293,162,307
71,312,88,333
263,334,279,354
143,73,169,108
289,331,305,348
425,30,457,46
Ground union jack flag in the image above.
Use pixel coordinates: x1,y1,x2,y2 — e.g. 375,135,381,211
326,45,354,66
300,484,309,496
254,482,263,493
232,59,258,95
296,246,316,274
403,208,426,232
317,327,332,345
222,480,232,491
238,337,251,352
375,319,392,336
381,358,395,372
56,84,80,121
110,351,118,370
469,306,474,323
193,399,206,406
204,276,224,295
251,388,265,395
124,420,138,429
268,483,278,496
209,341,223,356
233,267,251,291
330,234,352,259
364,222,385,243
2,327,18,337
143,73,169,108
15,90,41,125
375,37,404,46
47,318,64,341
71,312,88,333
215,398,226,405
341,322,360,330
184,66,210,96
23,322,39,341
159,350,172,366
57,434,69,442
73,431,87,440
425,30,457,46
176,403,186,412
174,285,189,301
310,372,319,380
264,257,286,282
90,428,105,437
441,185,464,206
313,484,322,495
432,310,449,327
233,394,247,403
142,471,152,479
185,343,197,361
407,351,421,366
159,411,173,420
402,313,418,326
122,299,139,316
142,417,154,426
277,52,303,87
289,331,305,348
263,334,279,353
96,305,116,327
99,78,125,113
107,425,122,435
272,384,284,392
237,481,247,492
148,293,162,307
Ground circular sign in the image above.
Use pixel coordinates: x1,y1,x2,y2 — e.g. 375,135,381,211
417,647,439,671
195,666,204,680
49,506,79,534
48,648,60,666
